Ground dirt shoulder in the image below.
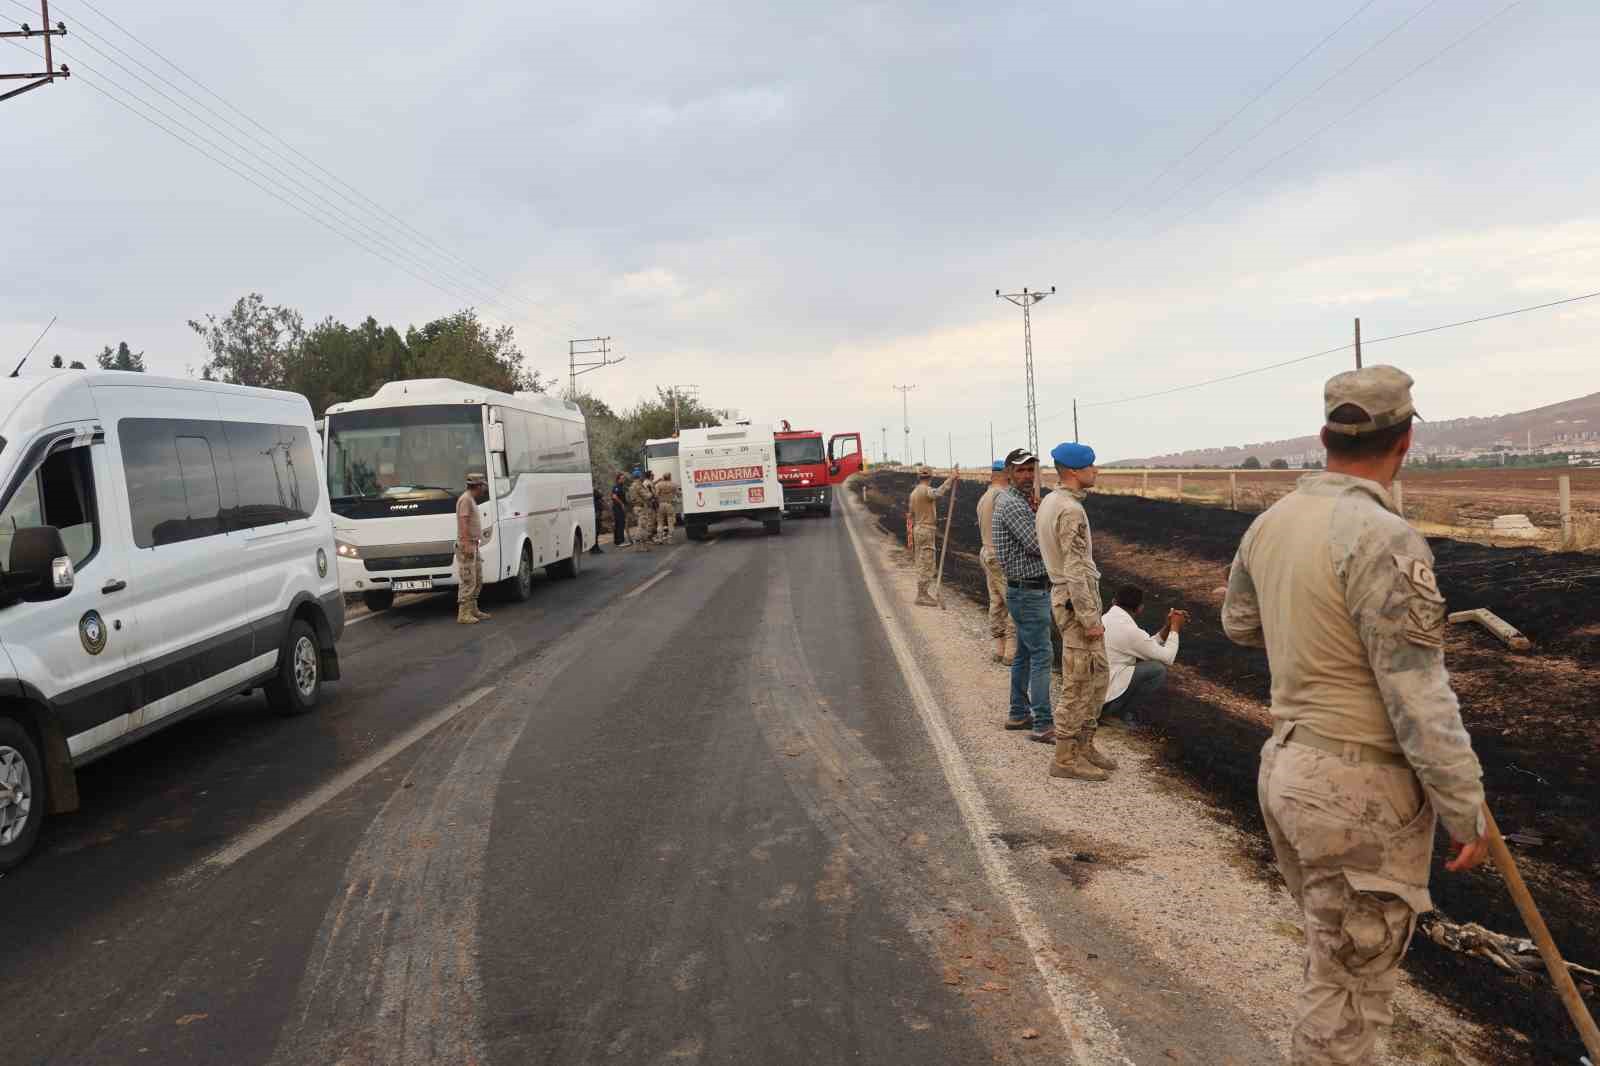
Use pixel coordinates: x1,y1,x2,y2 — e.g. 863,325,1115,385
858,471,1600,1065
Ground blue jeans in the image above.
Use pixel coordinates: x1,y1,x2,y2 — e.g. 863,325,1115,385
1104,660,1168,722
1006,586,1053,731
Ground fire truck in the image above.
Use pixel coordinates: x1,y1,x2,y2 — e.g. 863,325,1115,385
774,422,864,516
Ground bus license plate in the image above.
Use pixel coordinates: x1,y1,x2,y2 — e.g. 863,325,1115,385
393,579,433,592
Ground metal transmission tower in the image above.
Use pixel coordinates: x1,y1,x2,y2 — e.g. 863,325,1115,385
892,385,916,465
1,1,70,103
568,337,623,398
666,384,699,433
995,287,1055,461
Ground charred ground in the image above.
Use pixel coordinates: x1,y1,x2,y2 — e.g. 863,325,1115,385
861,470,1600,1065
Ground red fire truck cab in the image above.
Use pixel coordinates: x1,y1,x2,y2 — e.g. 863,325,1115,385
774,423,864,516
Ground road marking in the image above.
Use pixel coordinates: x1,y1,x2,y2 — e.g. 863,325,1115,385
345,611,376,627
625,569,673,599
198,686,495,870
839,496,1132,1066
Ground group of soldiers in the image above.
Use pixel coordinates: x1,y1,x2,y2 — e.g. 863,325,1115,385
907,366,1491,1066
611,468,679,550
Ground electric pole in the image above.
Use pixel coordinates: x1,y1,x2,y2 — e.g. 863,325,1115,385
1073,398,1079,443
568,337,623,399
666,384,699,433
1,2,70,104
893,384,916,466
881,426,888,465
1354,318,1363,369
996,286,1055,462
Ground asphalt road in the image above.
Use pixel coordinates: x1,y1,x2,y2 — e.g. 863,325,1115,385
2,509,1075,1065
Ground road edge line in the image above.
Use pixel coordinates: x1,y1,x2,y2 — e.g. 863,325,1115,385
196,685,496,871
840,493,1132,1065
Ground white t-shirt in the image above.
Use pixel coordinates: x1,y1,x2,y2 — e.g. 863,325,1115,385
1103,604,1179,703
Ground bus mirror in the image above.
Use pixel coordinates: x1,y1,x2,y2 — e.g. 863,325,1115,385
487,422,506,454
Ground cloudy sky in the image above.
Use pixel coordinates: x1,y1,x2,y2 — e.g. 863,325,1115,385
4,0,1597,463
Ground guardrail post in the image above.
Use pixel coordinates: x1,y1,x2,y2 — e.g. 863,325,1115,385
1176,473,1183,501
1560,474,1572,548
1229,472,1238,511
1141,470,1149,497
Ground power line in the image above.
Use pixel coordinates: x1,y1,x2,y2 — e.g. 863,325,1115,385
1080,289,1600,410
52,0,576,333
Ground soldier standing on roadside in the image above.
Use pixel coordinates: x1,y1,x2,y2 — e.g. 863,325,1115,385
627,468,656,552
1223,366,1488,1066
976,460,1015,664
611,472,631,547
655,473,679,544
907,464,955,606
1037,442,1114,781
455,471,493,625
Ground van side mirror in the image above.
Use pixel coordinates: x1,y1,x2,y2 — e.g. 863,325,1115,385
4,525,74,602
487,422,506,454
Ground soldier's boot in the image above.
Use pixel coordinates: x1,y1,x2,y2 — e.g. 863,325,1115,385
914,581,938,607
457,606,480,625
1080,724,1119,771
1001,633,1017,666
473,607,492,620
1048,735,1108,781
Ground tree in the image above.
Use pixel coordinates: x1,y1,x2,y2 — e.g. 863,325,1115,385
96,341,146,372
188,292,305,387
1240,456,1262,470
1268,458,1289,470
404,309,546,395
49,355,62,368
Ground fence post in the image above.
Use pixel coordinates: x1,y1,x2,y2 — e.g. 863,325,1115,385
1176,473,1183,502
1142,470,1149,497
1229,472,1238,511
1394,480,1404,517
1560,474,1572,548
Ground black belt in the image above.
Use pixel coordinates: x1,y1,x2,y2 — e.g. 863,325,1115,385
1006,575,1051,591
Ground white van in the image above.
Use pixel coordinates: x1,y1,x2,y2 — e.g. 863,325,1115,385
0,370,344,870
324,380,594,609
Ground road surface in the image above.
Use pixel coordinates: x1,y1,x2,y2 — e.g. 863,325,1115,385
1,499,1274,1065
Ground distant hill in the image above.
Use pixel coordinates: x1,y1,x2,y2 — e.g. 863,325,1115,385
1113,390,1600,468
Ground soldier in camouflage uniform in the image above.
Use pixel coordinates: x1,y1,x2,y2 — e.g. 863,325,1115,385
654,473,679,544
455,471,493,624
907,464,955,606
1223,366,1488,1066
627,468,655,551
1037,442,1115,781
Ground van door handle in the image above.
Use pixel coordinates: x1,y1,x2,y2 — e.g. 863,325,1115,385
101,579,127,594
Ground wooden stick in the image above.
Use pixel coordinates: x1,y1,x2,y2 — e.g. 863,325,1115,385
1483,803,1600,1060
934,467,959,608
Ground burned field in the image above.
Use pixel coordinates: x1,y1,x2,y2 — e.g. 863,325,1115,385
862,470,1600,1064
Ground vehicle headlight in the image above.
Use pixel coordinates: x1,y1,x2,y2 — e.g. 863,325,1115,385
336,540,361,559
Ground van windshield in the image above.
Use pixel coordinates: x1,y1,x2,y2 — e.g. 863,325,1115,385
326,405,486,501
776,438,825,465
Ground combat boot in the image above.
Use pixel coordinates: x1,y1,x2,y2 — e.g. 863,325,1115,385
1080,725,1119,771
914,582,938,607
457,609,480,625
473,608,493,620
1048,735,1108,781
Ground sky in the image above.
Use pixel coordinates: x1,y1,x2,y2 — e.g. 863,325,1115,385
4,0,1599,465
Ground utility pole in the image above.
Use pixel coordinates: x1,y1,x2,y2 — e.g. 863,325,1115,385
568,337,623,399
1072,398,1079,443
1354,318,1363,369
996,286,1055,462
881,426,888,465
666,384,699,433
893,384,916,465
1,2,70,104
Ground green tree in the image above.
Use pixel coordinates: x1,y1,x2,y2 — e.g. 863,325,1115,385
49,355,62,368
286,315,409,417
96,341,146,372
1268,458,1289,470
403,309,547,394
188,292,305,387
1240,456,1262,470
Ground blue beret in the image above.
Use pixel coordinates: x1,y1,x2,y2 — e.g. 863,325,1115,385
1050,442,1097,469
991,460,1006,472
631,467,644,477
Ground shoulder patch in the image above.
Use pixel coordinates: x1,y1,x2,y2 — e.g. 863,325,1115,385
1394,552,1446,647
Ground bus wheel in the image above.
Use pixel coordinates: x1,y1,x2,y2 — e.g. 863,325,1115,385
548,532,582,579
509,545,535,600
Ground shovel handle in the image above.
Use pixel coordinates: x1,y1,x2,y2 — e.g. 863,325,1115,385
1483,804,1600,1059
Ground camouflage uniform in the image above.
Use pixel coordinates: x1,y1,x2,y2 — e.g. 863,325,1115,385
455,479,491,623
976,482,1015,651
907,468,951,603
654,477,678,543
1037,484,1113,777
1223,372,1485,1066
627,477,656,551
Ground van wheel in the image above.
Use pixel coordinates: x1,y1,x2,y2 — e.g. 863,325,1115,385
764,519,782,535
362,589,394,612
547,532,582,579
266,619,322,716
508,545,534,601
0,716,45,872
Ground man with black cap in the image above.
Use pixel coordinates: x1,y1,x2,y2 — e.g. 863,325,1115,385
907,463,956,605
990,448,1054,742
1223,365,1488,1064
455,470,493,625
975,460,1016,663
1038,441,1114,780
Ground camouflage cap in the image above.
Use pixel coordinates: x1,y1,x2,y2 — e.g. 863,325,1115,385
916,464,932,477
465,471,487,485
1324,365,1422,436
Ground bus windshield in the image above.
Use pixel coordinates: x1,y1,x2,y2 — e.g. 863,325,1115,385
326,404,486,501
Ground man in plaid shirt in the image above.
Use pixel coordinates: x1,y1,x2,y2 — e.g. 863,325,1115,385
990,448,1054,741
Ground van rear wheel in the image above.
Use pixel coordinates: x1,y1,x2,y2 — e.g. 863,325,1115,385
266,619,323,716
0,716,46,872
